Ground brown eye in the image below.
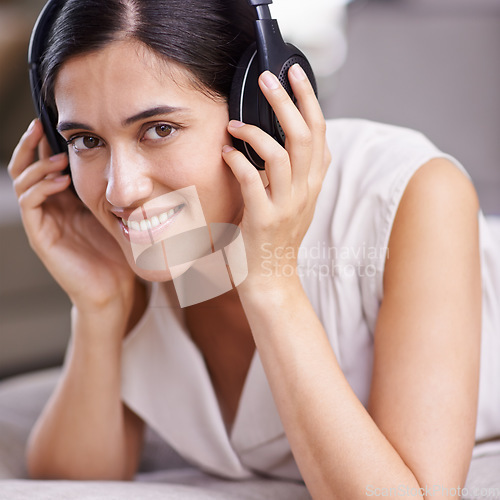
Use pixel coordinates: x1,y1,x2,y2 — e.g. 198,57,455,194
83,136,100,148
69,135,103,152
143,123,177,142
155,124,173,137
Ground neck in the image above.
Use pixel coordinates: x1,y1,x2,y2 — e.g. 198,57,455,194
183,287,256,432
183,287,251,339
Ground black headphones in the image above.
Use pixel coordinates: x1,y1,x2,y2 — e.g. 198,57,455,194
228,0,317,169
28,0,68,161
29,0,317,171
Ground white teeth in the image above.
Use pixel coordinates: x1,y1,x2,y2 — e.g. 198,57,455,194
123,205,182,232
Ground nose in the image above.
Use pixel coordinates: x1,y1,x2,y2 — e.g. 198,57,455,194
105,150,154,208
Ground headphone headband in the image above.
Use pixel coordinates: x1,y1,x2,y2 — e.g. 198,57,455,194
28,0,62,67
247,0,272,6
29,0,67,158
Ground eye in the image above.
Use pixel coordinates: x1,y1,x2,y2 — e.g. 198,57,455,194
143,124,175,141
67,135,104,152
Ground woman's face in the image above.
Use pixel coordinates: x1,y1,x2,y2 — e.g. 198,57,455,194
55,40,244,281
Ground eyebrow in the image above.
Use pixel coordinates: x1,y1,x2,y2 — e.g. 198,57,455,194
57,105,189,133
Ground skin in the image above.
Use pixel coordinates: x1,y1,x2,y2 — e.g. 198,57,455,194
8,37,481,497
54,41,244,284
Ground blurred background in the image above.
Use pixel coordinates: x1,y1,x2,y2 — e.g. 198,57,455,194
1,0,499,380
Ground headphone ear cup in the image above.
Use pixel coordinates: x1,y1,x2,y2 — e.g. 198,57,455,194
38,96,73,187
229,42,266,169
273,50,317,144
39,101,67,156
228,44,252,125
37,96,75,191
229,43,318,170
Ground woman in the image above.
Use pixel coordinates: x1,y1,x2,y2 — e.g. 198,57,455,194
7,0,500,497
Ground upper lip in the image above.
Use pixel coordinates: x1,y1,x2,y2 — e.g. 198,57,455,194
110,207,137,220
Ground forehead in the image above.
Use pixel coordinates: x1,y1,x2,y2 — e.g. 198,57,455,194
54,40,210,122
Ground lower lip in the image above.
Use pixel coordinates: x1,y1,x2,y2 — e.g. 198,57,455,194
119,205,184,245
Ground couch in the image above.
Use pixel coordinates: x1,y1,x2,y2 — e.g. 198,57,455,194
0,368,500,499
0,368,314,499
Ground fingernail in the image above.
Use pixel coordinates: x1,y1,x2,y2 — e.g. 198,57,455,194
222,145,235,154
290,63,306,81
54,174,70,182
27,119,36,133
229,120,245,128
49,153,67,162
260,71,280,90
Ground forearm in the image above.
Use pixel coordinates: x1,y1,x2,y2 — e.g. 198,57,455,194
238,276,422,499
26,305,142,480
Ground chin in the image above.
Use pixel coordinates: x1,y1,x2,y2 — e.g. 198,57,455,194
134,267,175,283
126,251,195,284
118,245,170,281
127,256,175,283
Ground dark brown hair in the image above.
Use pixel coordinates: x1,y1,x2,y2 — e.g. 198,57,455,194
41,0,256,108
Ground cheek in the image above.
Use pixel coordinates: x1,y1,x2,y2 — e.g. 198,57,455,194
69,159,107,210
153,139,226,187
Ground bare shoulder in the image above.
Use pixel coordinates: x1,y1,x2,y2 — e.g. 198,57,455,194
399,157,479,223
404,157,479,207
383,157,480,292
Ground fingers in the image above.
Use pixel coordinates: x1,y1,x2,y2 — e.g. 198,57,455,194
227,120,291,204
9,119,69,195
8,119,43,181
8,119,71,228
222,144,270,216
287,64,325,136
258,69,313,186
286,64,329,185
225,64,329,219
227,65,328,193
13,153,68,197
19,174,71,217
38,134,54,160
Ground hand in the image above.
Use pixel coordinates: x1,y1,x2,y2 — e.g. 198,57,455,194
222,64,331,291
8,120,137,314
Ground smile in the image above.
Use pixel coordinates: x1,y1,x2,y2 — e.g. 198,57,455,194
122,205,184,232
